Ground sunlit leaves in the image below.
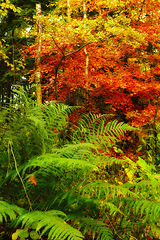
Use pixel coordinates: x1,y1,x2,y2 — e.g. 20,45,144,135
0,0,21,17
23,0,160,127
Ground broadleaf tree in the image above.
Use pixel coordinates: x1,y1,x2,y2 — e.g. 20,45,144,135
24,0,160,127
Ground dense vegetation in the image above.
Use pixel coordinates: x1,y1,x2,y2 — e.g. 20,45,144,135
0,87,160,240
0,0,160,239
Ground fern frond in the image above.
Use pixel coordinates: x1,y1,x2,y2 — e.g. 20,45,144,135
68,216,114,240
15,210,84,240
73,114,136,151
94,120,136,145
52,142,99,159
99,201,123,216
101,156,138,168
133,179,160,195
19,143,99,178
0,201,26,223
79,181,137,199
123,198,160,221
22,153,98,174
72,113,112,141
12,85,37,109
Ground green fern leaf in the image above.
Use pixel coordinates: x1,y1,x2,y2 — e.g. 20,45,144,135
123,198,160,221
72,114,136,151
0,201,26,223
69,216,114,240
79,181,137,200
101,201,123,216
15,210,84,240
22,152,99,175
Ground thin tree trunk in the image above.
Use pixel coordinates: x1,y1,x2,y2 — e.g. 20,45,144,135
6,78,11,104
67,0,71,20
153,96,159,165
83,0,89,102
83,0,89,77
11,28,15,103
35,3,42,104
84,46,89,76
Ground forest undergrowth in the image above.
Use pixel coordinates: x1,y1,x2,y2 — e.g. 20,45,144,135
0,87,160,240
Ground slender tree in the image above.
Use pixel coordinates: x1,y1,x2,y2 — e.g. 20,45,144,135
83,0,89,77
67,0,71,20
35,3,42,104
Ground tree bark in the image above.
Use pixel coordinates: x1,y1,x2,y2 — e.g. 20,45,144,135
83,0,89,103
67,0,71,21
35,3,42,104
83,0,89,77
153,96,159,165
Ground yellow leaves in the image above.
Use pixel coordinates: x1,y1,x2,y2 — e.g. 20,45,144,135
12,230,19,240
12,229,29,240
43,0,149,48
94,0,126,9
0,40,14,68
0,1,21,68
125,167,134,183
0,40,8,60
0,0,21,17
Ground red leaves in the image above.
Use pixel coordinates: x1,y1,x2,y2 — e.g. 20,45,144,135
23,0,160,127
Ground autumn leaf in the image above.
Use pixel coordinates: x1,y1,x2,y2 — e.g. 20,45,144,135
28,174,37,186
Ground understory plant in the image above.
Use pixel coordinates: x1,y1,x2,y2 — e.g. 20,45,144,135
0,87,160,240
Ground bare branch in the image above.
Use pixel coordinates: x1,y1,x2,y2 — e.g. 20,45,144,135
65,42,92,57
51,35,65,56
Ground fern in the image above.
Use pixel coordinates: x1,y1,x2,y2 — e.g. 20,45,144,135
78,181,137,200
2,96,149,240
0,201,26,223
0,85,78,169
122,197,160,221
69,216,114,240
72,114,136,151
14,210,84,240
99,201,123,216
21,150,99,174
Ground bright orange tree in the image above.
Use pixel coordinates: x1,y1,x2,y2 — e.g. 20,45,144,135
25,0,160,127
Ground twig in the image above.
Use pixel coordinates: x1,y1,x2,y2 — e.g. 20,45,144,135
8,141,33,211
65,42,92,57
51,35,65,56
8,141,43,239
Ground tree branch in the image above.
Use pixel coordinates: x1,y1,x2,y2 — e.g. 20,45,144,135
65,42,92,57
51,35,65,56
53,42,92,100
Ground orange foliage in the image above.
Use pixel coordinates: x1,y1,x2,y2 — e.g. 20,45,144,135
24,0,160,127
28,175,37,186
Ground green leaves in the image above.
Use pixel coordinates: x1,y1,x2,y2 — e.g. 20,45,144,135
123,198,160,221
72,217,114,240
73,113,136,151
15,210,84,240
0,201,26,223
79,181,137,200
21,143,99,174
12,229,29,240
2,91,159,239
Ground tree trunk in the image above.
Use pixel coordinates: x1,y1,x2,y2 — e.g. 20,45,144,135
35,3,42,104
67,0,71,20
83,0,89,102
83,0,89,77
